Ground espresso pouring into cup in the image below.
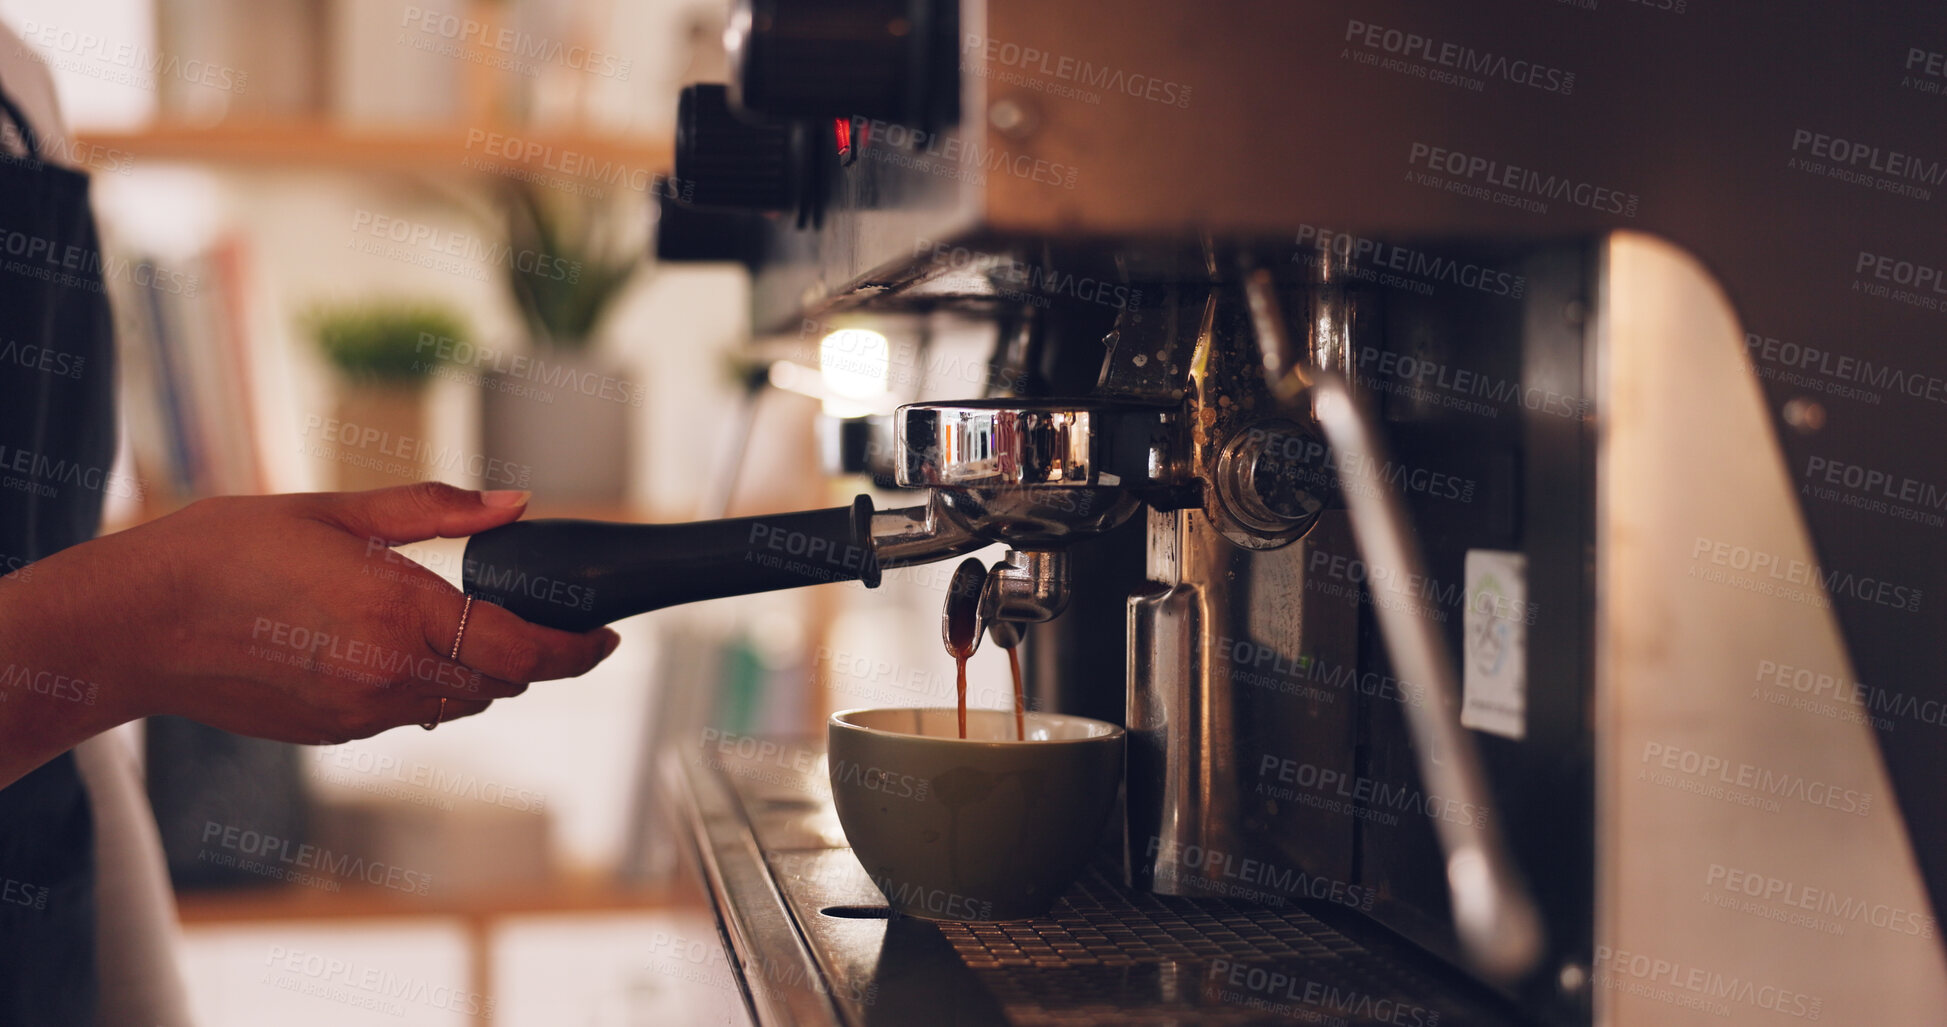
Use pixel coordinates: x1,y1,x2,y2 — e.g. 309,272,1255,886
456,402,1159,921
942,557,984,739
459,393,1536,948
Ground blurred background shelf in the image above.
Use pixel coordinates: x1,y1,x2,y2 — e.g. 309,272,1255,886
175,873,712,1023
78,123,670,174
175,872,700,925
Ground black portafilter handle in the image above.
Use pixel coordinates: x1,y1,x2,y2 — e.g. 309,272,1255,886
461,496,881,632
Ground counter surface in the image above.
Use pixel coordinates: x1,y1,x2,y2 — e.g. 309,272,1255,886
665,736,1529,1026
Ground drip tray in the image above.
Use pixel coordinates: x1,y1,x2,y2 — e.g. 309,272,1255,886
937,871,1507,1025
667,739,1530,1026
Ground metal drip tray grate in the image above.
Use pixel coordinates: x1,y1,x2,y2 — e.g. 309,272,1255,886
928,869,1520,1025
941,871,1364,968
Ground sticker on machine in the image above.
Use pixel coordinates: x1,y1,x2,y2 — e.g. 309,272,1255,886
1461,549,1527,740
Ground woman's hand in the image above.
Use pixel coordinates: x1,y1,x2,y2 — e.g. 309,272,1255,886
0,483,619,785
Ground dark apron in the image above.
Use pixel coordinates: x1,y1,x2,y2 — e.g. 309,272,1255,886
0,74,117,1026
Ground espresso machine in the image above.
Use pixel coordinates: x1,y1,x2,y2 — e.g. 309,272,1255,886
465,2,1947,1023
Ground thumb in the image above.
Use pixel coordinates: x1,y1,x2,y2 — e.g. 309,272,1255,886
314,482,531,545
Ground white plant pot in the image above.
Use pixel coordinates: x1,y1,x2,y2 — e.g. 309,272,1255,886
478,346,636,504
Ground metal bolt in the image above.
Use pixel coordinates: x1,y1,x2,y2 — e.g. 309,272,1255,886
1782,397,1826,434
988,98,1038,139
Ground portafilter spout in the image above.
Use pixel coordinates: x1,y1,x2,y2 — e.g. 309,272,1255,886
459,400,1179,632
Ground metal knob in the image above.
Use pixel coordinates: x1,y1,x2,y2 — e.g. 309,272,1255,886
675,83,800,212
726,0,959,127
1214,420,1328,539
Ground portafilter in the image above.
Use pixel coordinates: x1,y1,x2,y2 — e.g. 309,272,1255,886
459,400,1181,631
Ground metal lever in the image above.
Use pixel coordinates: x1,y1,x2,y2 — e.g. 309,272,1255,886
1245,274,1544,982
1311,373,1544,981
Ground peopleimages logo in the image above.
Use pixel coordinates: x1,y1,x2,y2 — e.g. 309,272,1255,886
961,34,1192,108
1789,128,1943,201
1,876,48,911
461,558,595,613
1690,535,1923,613
1852,250,1947,314
1640,741,1872,816
743,521,874,584
1146,837,1377,911
349,209,581,283
201,821,432,894
0,228,198,295
0,127,132,176
1803,454,1947,528
1903,47,1946,95
853,117,1079,190
298,414,532,488
1344,19,1576,94
1257,755,1486,828
0,663,99,706
1208,960,1440,1027
399,6,631,80
1216,639,1425,707
415,332,644,407
912,238,1142,310
0,338,86,379
249,618,482,692
0,444,146,501
1295,225,1527,299
1249,428,1477,504
874,875,993,920
1746,330,1947,407
16,20,249,93
1354,346,1589,420
263,946,492,1019
1592,946,1823,1020
1406,142,1640,217
312,746,546,814
462,130,684,198
1705,863,1935,939
1753,659,1947,731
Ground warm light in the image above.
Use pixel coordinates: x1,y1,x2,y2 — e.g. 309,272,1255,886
819,329,891,417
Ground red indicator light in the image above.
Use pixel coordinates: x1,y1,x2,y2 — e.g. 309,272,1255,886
834,117,852,157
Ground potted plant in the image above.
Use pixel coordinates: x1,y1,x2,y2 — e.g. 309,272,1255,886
306,301,466,492
479,181,648,504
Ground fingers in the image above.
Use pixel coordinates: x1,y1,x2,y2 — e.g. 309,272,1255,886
309,481,531,547
428,591,620,685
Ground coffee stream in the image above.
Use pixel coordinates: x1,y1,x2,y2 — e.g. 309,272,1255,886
942,558,1027,741
944,641,974,740
944,560,984,740
1007,645,1025,741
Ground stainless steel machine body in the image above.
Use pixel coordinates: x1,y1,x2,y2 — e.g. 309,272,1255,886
649,1,1947,1023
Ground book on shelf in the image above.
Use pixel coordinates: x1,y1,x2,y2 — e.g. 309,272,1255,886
109,232,266,503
